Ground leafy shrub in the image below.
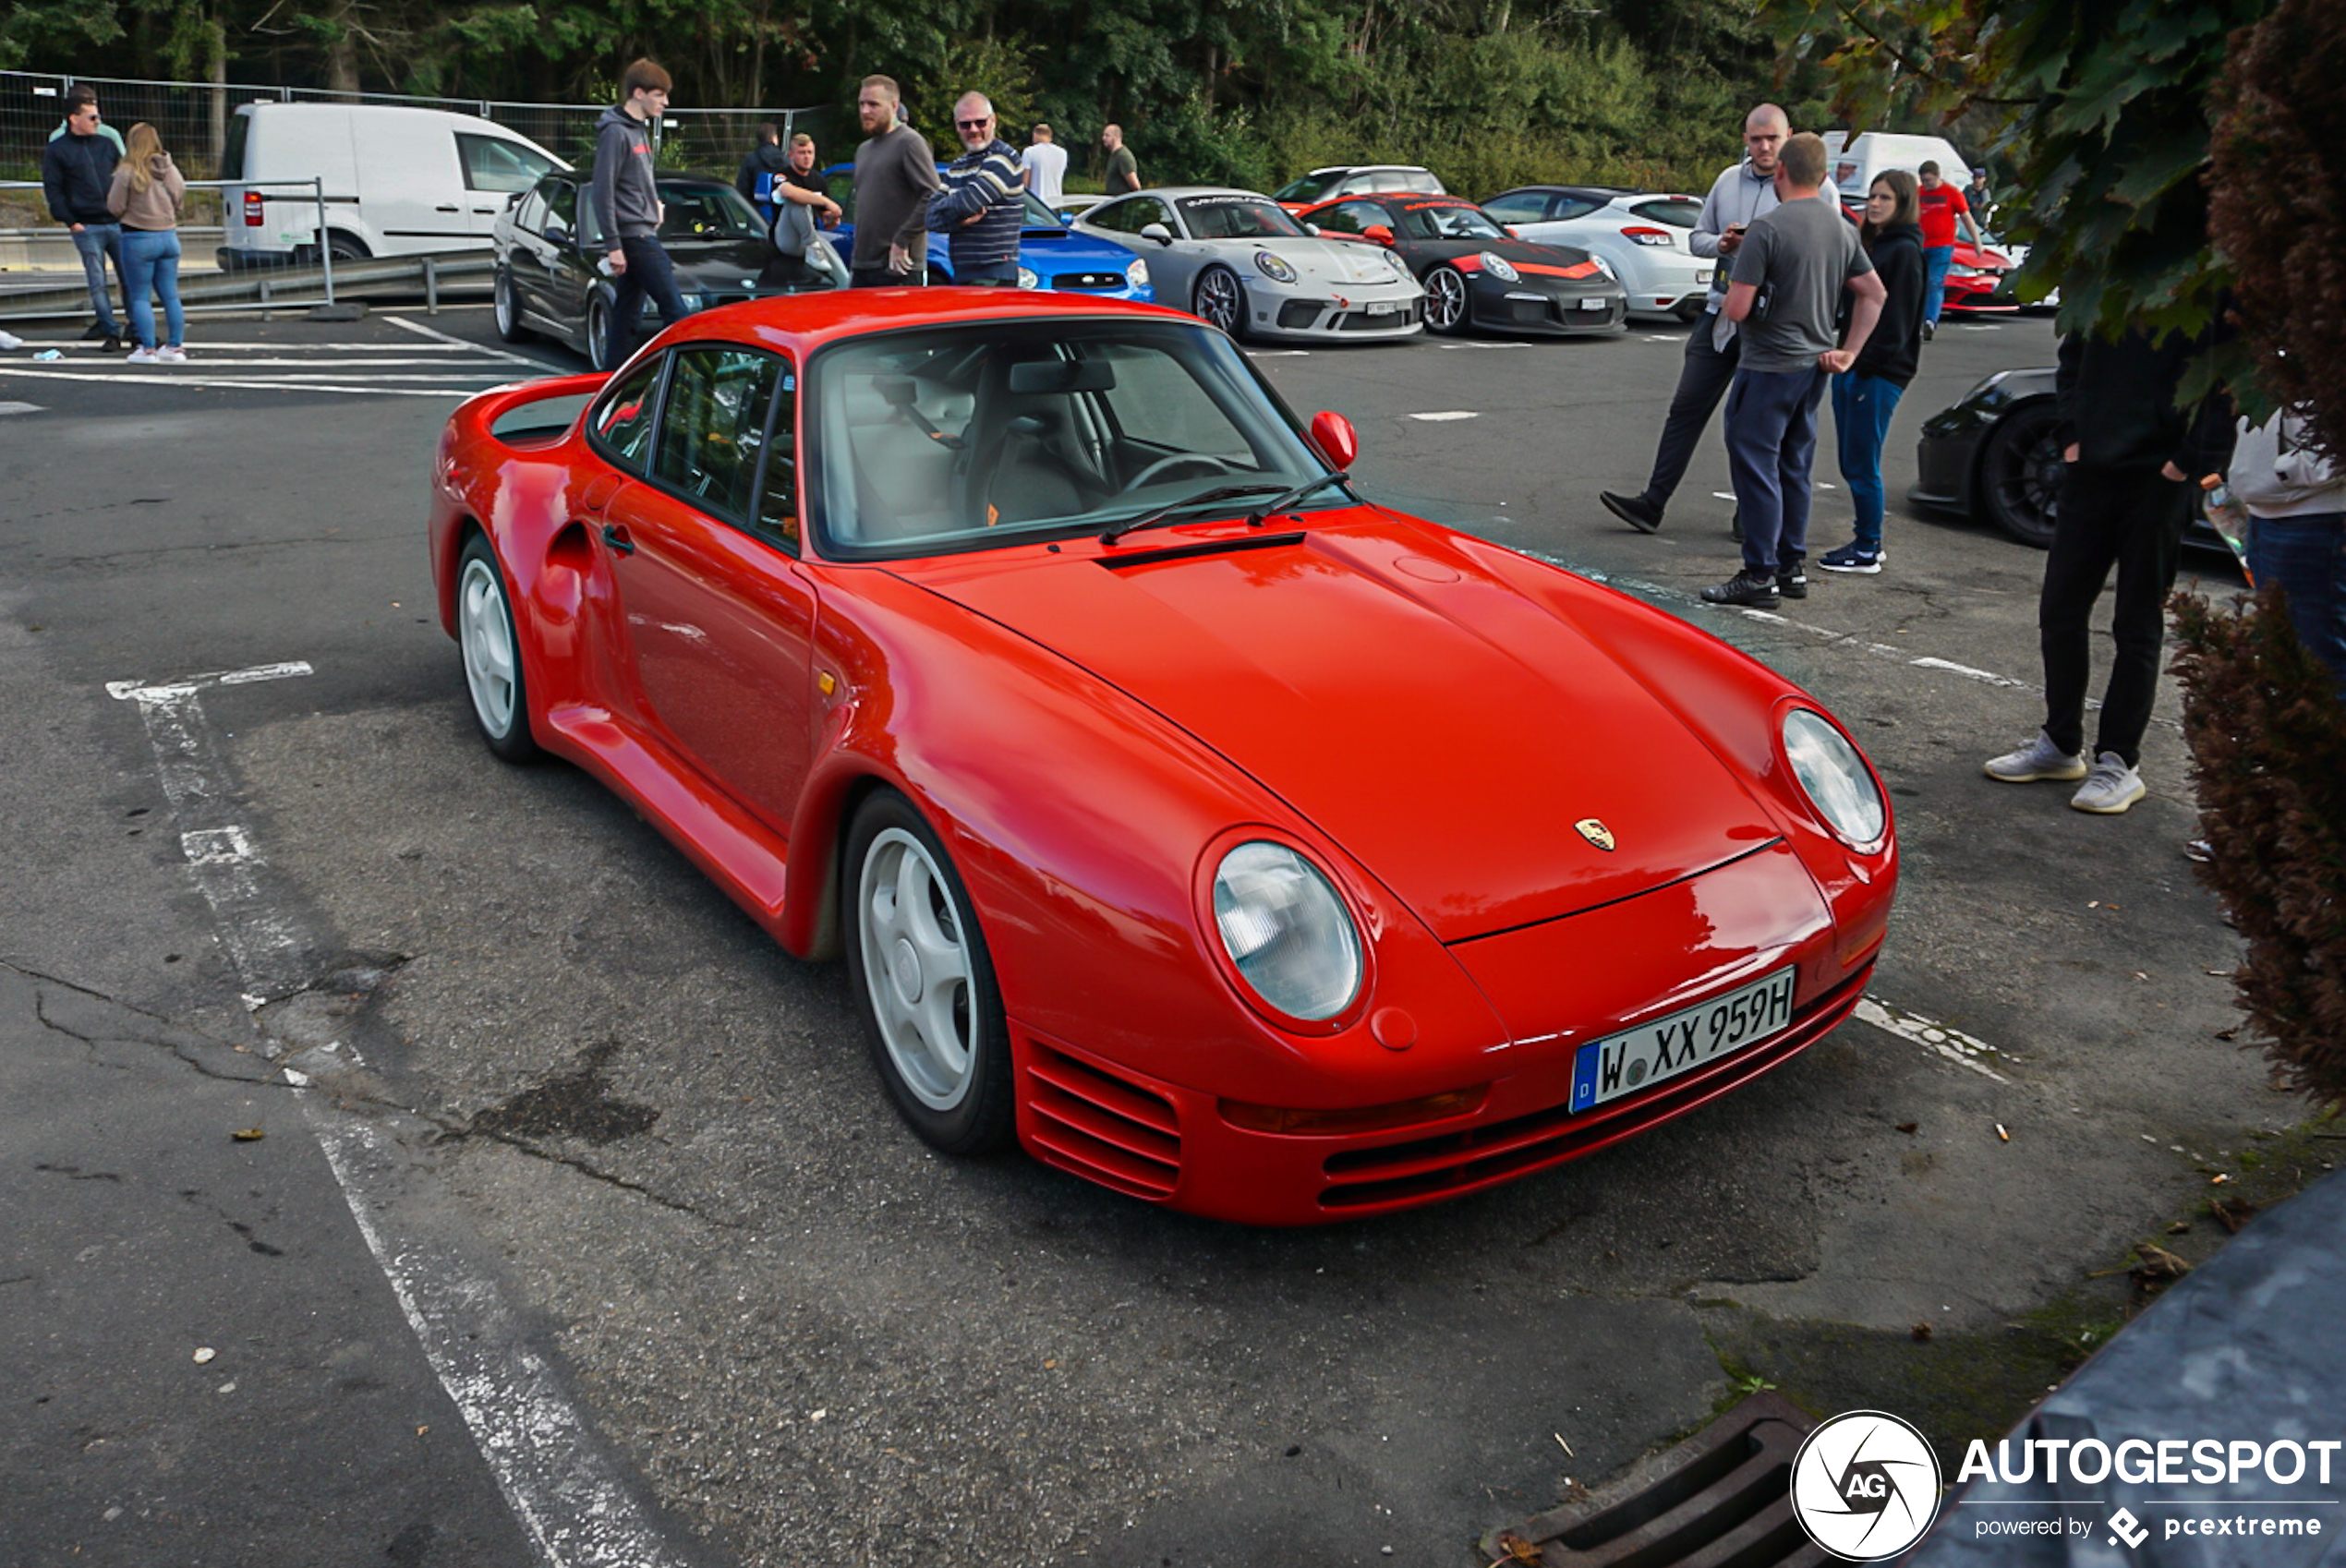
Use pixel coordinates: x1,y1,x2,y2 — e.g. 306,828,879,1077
2170,589,2346,1110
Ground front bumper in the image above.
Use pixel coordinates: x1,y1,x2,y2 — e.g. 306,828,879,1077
1469,279,1628,336
1255,286,1424,339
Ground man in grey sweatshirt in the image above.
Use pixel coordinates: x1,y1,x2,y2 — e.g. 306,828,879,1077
1601,104,1837,535
849,76,942,287
591,58,690,363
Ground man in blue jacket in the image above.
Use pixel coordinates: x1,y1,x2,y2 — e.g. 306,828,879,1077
42,92,125,350
927,92,1024,285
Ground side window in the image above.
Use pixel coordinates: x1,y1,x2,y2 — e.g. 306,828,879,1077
1629,198,1701,229
1087,199,1139,234
459,133,556,194
1313,201,1382,235
1132,197,1173,232
1481,191,1543,223
654,347,788,526
549,182,587,246
514,186,549,235
591,355,664,475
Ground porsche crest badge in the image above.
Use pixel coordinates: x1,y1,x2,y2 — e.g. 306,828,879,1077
1574,818,1615,852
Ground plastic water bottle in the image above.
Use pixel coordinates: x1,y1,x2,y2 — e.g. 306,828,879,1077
2200,475,2252,573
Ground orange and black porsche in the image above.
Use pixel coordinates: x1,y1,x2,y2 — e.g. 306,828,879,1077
1296,192,1629,336
429,289,1893,1224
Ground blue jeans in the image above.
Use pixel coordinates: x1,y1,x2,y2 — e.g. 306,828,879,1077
72,222,123,332
1724,365,1830,574
2247,511,2346,695
118,228,185,349
1831,370,1905,549
1922,244,1953,327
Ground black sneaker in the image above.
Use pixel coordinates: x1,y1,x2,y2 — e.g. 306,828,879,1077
103,334,125,353
1777,564,1808,599
1701,570,1781,608
1600,491,1663,534
81,322,112,342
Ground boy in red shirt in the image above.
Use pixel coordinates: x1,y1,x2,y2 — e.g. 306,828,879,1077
1916,160,1982,337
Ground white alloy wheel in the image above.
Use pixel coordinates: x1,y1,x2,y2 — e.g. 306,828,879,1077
493,269,526,342
1193,267,1246,337
455,537,536,761
858,826,979,1112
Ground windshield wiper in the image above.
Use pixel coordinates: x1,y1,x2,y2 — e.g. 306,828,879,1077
1096,471,1355,545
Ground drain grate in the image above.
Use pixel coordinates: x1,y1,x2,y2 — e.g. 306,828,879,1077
1481,1393,1827,1567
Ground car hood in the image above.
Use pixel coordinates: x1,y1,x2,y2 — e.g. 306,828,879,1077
1245,238,1418,290
1403,235,1598,272
901,515,1769,942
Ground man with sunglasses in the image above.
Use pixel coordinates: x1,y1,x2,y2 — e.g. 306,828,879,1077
927,93,1024,285
850,75,941,286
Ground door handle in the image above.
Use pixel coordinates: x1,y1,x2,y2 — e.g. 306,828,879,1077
600,524,635,556
435,202,461,212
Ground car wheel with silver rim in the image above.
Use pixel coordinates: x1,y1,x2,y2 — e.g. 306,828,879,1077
586,295,618,374
1423,264,1469,334
493,268,528,343
843,790,1014,1154
454,533,538,763
1192,266,1249,340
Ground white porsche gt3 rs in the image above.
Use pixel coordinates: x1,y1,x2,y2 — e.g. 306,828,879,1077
1075,187,1424,343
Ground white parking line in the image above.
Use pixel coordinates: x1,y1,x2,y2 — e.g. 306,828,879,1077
1,368,501,397
111,662,688,1568
1410,411,1480,421
384,313,549,367
0,400,42,415
1856,997,2012,1082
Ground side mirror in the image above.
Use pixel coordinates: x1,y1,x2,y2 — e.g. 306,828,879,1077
1139,222,1174,247
1362,224,1395,247
1309,410,1359,471
545,223,569,245
1506,225,1520,240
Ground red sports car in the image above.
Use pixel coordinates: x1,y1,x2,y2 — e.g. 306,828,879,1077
429,290,1897,1225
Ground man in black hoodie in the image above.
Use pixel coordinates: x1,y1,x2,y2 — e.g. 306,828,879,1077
42,95,124,349
591,58,689,365
1982,320,2234,814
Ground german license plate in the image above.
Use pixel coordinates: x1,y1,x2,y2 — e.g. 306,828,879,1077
1366,300,1398,316
1568,968,1796,1112
1578,296,1608,310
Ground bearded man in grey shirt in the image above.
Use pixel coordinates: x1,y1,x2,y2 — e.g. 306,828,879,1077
850,76,942,286
1700,131,1885,609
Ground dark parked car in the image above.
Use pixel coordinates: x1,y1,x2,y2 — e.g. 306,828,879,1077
1295,192,1626,337
491,171,840,371
1913,368,2222,551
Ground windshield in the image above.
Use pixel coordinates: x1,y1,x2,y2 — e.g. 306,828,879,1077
659,183,768,241
1022,191,1064,228
1178,195,1306,241
1397,201,1506,242
1273,171,1341,205
807,319,1332,561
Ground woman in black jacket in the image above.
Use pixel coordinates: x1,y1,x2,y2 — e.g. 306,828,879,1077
1820,171,1926,573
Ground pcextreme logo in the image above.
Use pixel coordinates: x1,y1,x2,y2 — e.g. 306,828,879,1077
1790,1410,1944,1561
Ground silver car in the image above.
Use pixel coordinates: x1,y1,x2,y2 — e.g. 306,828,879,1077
1075,187,1424,343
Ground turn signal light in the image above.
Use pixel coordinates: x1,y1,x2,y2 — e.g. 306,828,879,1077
1219,1085,1487,1137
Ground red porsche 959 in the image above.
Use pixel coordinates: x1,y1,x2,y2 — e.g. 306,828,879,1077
429,290,1896,1225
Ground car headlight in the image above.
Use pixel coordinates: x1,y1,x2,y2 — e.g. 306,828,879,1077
1017,265,1039,290
1212,841,1363,1022
1591,254,1619,282
1125,258,1149,290
1382,247,1409,274
1950,263,1983,278
1782,710,1885,846
1254,250,1297,284
1478,251,1519,283
679,291,705,313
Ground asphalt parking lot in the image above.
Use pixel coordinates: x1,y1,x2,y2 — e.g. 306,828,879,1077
1,300,2315,1567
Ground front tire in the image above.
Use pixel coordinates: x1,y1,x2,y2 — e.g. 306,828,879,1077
1978,400,2062,549
454,533,538,763
493,268,528,343
1192,266,1248,340
1423,264,1469,334
842,791,1014,1155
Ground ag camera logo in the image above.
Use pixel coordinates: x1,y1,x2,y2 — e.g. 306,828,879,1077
1791,1410,1943,1560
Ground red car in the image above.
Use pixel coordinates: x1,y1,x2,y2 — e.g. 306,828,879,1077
1939,235,2020,314
429,290,1897,1225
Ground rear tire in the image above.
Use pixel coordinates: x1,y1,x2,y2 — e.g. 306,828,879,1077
493,268,529,343
586,294,618,374
1978,400,2062,549
842,791,1015,1155
454,533,539,763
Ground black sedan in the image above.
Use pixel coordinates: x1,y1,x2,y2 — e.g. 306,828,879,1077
491,171,841,370
1913,368,2223,551
1295,193,1626,337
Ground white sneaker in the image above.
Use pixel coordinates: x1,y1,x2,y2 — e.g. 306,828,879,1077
1983,730,2088,783
2071,753,2146,814
0,329,25,351
125,345,159,364
157,345,187,363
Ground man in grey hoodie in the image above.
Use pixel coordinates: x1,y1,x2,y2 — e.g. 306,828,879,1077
1601,104,1837,536
592,59,690,364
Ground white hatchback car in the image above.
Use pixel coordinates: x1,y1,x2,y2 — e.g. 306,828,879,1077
1481,185,1711,321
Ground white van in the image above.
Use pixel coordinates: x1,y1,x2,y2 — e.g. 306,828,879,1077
220,103,568,267
1821,132,1973,212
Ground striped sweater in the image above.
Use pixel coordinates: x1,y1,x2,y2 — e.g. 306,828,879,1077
927,138,1025,274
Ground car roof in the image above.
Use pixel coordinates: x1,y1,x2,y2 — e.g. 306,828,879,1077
639,287,1198,363
546,169,738,192
1119,186,1278,200
1305,164,1435,176
1496,184,1650,198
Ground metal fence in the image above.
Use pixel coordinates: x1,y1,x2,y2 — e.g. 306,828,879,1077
2,67,834,198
